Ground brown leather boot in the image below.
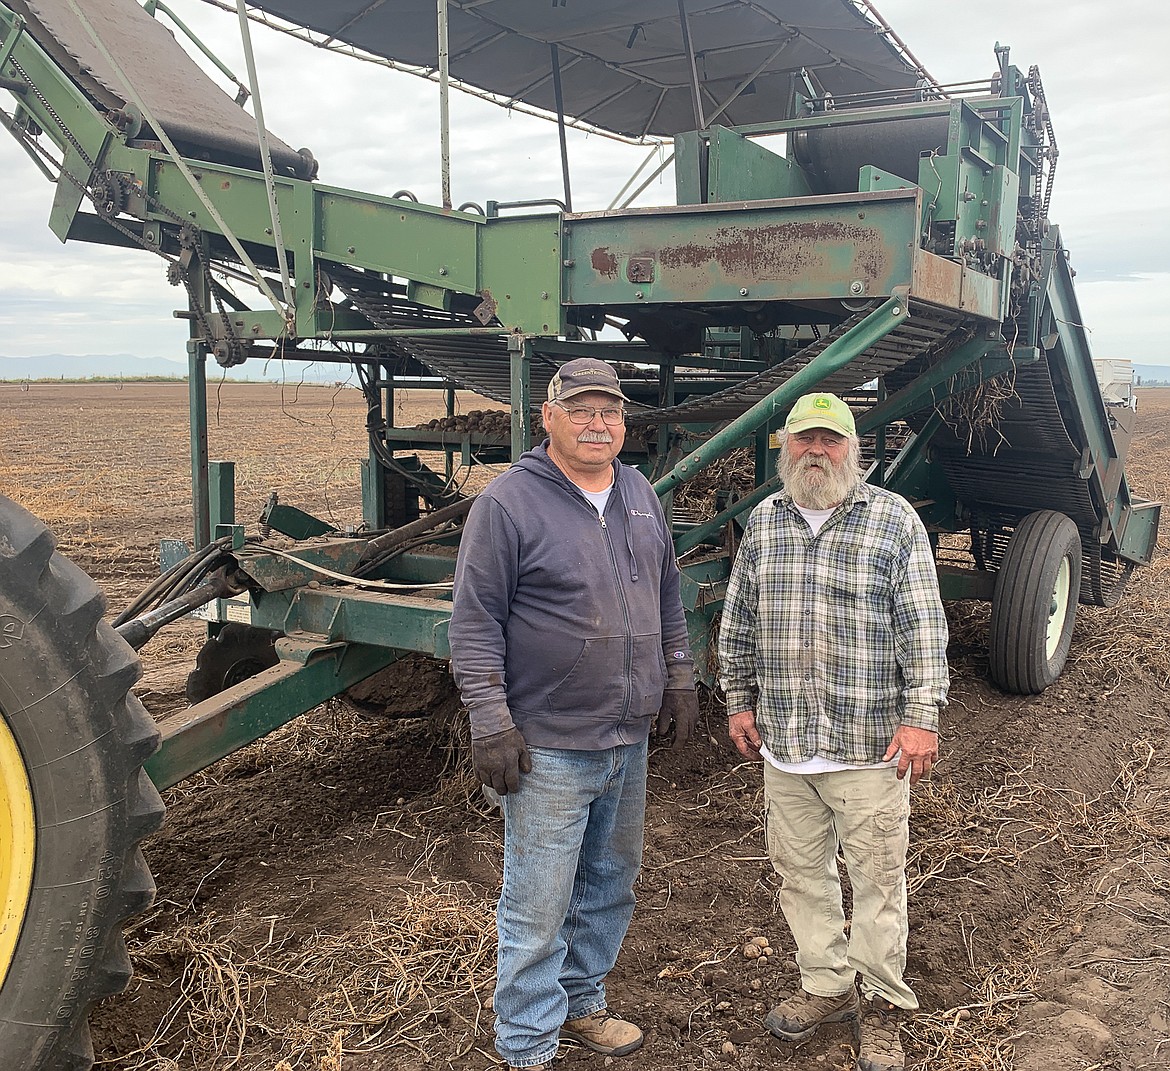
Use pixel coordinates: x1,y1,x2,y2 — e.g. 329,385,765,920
561,1009,644,1055
858,995,906,1070
764,986,860,1042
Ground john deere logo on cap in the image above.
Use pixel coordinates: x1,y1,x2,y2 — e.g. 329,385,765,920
814,397,832,410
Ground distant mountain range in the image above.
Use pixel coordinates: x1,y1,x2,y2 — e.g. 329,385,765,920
4,352,1169,386
0,353,344,383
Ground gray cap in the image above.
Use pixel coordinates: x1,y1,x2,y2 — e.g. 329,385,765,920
547,358,628,403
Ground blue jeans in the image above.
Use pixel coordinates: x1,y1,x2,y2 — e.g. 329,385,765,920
494,738,648,1068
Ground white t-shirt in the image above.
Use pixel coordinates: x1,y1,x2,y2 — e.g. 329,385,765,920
575,481,613,517
795,503,835,535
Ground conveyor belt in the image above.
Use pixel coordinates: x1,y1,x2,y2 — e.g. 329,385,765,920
626,303,971,426
931,359,1083,512
901,354,1131,606
338,269,668,407
335,270,562,403
342,266,974,427
10,0,311,177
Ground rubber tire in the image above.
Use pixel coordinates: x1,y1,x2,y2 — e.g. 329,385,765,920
185,623,281,704
988,510,1083,695
0,495,165,1070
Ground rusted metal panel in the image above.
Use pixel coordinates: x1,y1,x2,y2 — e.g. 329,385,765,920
911,249,963,309
909,249,1002,320
234,540,365,593
564,191,919,306
958,266,1001,319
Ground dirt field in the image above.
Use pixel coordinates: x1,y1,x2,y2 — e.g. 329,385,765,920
2,381,1168,1071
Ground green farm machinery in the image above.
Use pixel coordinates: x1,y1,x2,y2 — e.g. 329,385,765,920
0,1,1159,1066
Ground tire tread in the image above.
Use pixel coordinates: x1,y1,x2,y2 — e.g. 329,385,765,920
0,495,163,1071
989,510,1082,694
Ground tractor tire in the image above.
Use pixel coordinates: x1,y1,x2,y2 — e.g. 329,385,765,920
988,509,1083,695
0,495,165,1071
185,623,281,704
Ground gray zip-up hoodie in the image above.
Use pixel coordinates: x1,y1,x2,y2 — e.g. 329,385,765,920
449,442,694,750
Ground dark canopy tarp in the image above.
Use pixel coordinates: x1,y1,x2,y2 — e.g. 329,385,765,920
225,0,930,138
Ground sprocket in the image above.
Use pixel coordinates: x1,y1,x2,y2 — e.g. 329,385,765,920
89,171,128,219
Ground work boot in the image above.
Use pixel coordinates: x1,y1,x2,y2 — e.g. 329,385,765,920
858,996,905,1070
561,1009,644,1056
764,986,860,1042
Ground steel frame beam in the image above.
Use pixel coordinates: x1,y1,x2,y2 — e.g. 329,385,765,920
145,640,403,789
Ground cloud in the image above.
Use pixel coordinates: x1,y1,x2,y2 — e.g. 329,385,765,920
1075,273,1170,361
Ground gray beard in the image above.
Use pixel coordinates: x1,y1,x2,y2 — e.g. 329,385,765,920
779,447,861,510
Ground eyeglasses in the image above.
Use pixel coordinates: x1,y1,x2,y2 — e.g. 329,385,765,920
554,401,626,426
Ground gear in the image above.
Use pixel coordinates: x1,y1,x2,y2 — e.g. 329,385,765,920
186,624,281,703
178,222,200,249
212,337,247,368
89,171,128,219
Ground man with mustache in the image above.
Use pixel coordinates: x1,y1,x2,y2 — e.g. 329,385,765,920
449,357,699,1071
718,392,949,1071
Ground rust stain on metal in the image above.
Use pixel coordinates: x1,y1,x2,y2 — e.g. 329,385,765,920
472,290,498,325
591,247,619,278
627,256,655,283
912,251,961,308
657,221,889,282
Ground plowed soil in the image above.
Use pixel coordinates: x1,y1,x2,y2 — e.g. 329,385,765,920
2,380,1167,1071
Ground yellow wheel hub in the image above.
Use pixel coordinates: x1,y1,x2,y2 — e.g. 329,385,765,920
0,712,35,990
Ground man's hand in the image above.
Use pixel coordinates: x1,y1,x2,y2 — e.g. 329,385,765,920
883,725,939,784
655,688,700,750
727,709,762,759
472,727,532,795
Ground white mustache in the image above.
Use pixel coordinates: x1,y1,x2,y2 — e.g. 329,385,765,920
578,430,613,443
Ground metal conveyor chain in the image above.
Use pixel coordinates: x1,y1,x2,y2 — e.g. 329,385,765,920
341,266,972,429
926,353,1131,607
625,303,970,426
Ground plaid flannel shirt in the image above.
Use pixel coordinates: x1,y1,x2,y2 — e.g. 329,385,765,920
718,482,949,764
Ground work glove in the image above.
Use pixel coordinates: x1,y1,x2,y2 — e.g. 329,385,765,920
655,687,700,750
471,726,532,795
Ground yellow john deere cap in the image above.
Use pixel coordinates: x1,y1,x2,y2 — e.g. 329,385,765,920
785,393,856,437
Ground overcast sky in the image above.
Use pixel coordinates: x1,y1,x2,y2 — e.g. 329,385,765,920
0,0,1166,363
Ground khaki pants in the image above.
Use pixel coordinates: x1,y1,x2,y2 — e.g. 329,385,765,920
762,763,918,1010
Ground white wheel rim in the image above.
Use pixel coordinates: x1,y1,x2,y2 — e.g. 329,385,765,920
1045,555,1072,660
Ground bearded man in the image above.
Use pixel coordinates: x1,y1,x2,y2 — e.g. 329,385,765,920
717,392,949,1071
